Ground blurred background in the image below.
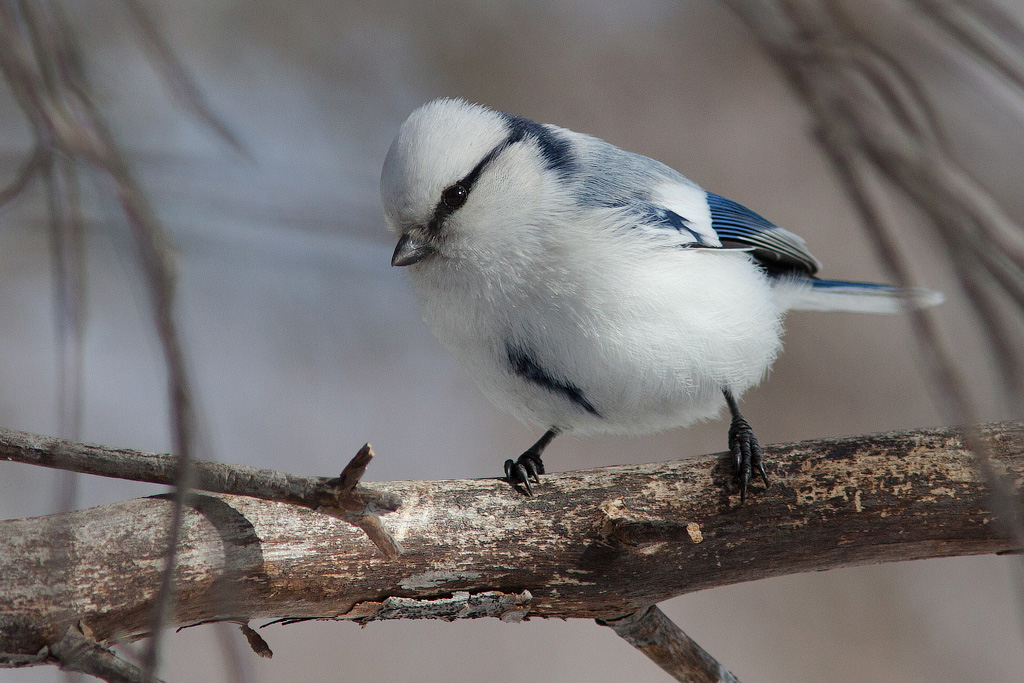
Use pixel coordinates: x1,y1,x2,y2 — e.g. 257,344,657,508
1,0,1022,681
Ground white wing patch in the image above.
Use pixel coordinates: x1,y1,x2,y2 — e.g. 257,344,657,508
650,182,720,247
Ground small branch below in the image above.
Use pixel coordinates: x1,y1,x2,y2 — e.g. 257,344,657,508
599,606,740,683
49,624,163,683
236,623,272,659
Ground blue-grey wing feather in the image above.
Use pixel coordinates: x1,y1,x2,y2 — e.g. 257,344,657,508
567,133,717,246
558,130,822,271
570,133,688,207
706,193,821,275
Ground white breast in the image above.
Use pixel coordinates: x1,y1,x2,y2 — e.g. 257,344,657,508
407,227,784,436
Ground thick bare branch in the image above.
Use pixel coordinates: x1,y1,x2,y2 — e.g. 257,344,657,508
1,421,1021,663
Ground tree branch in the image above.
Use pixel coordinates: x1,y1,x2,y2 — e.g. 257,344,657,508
0,429,402,548
598,606,740,683
49,624,163,683
1,421,1021,665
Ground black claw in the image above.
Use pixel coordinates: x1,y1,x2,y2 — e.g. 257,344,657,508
517,463,534,495
753,441,769,488
733,424,751,503
519,468,533,496
505,452,543,495
504,428,557,496
723,389,769,504
503,458,518,483
524,453,543,480
729,417,768,503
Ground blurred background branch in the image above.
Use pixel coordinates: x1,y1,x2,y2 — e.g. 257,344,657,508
724,0,1024,577
0,0,242,679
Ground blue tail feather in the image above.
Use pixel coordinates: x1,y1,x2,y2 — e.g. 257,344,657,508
777,278,944,314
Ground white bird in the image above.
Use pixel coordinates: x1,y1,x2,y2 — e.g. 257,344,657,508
380,98,941,501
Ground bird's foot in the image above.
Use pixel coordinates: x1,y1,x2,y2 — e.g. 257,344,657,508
503,428,557,496
729,416,769,503
504,451,545,496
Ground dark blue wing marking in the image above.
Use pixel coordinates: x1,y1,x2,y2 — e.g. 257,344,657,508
707,192,821,275
635,204,711,245
582,192,714,246
500,113,578,178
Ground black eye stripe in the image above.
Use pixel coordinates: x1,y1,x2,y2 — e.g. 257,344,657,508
456,138,514,193
426,120,555,232
427,139,509,230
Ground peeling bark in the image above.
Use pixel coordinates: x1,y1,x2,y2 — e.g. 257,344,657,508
1,422,1021,660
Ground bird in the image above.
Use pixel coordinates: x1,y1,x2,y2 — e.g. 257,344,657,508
380,98,942,502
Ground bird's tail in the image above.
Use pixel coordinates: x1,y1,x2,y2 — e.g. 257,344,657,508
775,278,944,314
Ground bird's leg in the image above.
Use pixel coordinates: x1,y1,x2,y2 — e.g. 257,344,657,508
504,427,559,496
723,389,768,503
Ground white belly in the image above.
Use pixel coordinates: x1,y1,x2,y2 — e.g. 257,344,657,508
409,247,783,436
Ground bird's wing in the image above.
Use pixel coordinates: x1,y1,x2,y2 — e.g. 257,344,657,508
569,135,822,275
705,192,821,276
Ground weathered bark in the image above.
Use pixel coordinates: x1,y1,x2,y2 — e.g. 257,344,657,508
1,422,1022,662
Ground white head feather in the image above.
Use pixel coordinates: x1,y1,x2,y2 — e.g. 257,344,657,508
381,98,508,232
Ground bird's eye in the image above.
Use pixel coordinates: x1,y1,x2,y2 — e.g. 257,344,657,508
441,183,468,210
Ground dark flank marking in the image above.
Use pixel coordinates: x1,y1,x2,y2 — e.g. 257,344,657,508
506,342,600,416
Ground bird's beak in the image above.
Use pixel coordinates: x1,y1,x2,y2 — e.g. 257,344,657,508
391,232,435,267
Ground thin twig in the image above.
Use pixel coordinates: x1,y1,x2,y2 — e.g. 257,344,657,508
911,0,1024,96
0,143,46,205
823,0,948,151
0,5,205,678
43,153,86,510
723,0,1024,580
1,7,259,677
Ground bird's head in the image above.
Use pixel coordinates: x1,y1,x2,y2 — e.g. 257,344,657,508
380,98,577,269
